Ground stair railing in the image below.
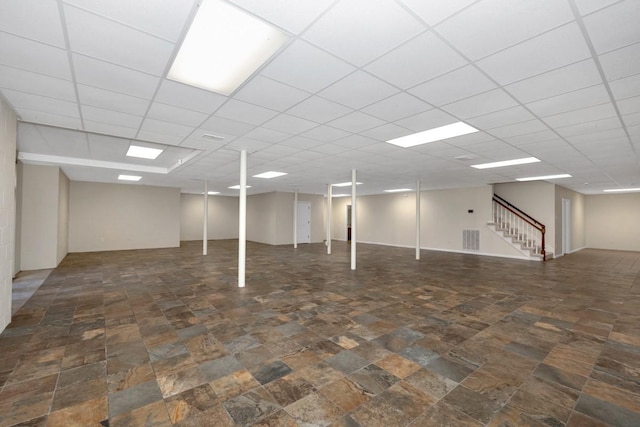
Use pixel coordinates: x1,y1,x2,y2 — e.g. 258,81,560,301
492,194,546,261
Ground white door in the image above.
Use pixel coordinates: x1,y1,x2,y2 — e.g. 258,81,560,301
562,198,571,255
296,201,311,244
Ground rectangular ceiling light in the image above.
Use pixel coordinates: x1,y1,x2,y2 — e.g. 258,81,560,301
603,188,640,192
332,194,351,198
207,191,220,195
471,157,540,169
516,174,572,182
384,188,413,193
332,181,362,187
168,0,289,95
253,171,287,179
386,122,478,148
228,185,252,189
126,145,163,160
118,174,142,181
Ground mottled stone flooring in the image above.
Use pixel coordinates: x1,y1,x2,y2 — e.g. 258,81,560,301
1,241,640,427
11,269,51,315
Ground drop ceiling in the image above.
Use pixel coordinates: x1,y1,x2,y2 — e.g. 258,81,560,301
1,0,639,196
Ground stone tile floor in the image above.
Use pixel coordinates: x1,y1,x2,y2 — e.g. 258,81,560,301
1,240,639,426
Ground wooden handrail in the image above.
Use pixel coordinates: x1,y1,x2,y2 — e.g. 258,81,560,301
493,195,546,261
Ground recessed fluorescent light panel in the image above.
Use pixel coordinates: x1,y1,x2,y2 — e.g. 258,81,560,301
332,182,362,187
332,194,350,198
252,171,287,179
168,0,289,95
228,185,252,189
471,157,540,169
603,188,640,193
118,174,142,181
516,174,572,182
386,122,478,148
126,145,163,160
207,191,220,195
384,188,413,193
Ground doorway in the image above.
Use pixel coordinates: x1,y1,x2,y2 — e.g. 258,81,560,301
296,201,311,244
562,198,571,255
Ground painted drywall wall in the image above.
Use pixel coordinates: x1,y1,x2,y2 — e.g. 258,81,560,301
274,192,326,245
180,193,239,241
69,181,180,252
20,165,61,270
246,192,277,245
586,193,640,251
494,181,556,255
555,185,586,255
0,95,17,331
57,170,70,264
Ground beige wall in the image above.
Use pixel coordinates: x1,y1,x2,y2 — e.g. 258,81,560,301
246,192,277,245
555,185,586,255
586,193,640,251
494,181,556,255
69,181,180,252
180,193,239,241
0,95,17,331
274,192,326,245
20,165,61,270
57,170,70,264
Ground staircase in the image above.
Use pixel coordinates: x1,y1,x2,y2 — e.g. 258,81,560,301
487,194,552,261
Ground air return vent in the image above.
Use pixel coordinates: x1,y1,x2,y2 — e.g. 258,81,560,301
463,229,480,251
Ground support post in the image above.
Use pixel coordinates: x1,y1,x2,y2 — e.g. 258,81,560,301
238,150,247,288
203,180,208,256
416,180,420,260
351,170,357,270
293,189,298,249
327,184,332,255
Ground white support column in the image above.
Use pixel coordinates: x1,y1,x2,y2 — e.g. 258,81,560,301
203,180,208,256
238,150,247,288
326,184,332,255
351,170,357,270
416,180,421,260
293,189,298,249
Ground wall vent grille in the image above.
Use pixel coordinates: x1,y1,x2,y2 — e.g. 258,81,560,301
463,229,480,251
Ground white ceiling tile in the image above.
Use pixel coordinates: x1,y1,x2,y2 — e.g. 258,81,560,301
39,126,90,157
234,76,310,111
261,40,355,93
566,127,628,144
62,0,195,41
441,89,518,119
409,65,496,106
599,42,640,82
398,0,475,26
617,96,640,115
360,123,412,141
526,84,610,117
361,92,433,122
147,102,208,127
228,0,334,34
227,137,273,152
574,0,619,16
77,84,150,116
286,96,353,123
441,131,497,147
319,71,399,109
543,103,618,128
466,106,535,130
327,111,387,133
215,99,278,126
395,109,457,132
17,109,82,129
243,127,292,143
0,33,71,80
0,0,66,47
476,23,591,85
136,130,183,145
179,136,232,151
262,114,318,134
0,65,76,101
486,119,549,139
139,118,193,137
16,123,49,153
557,116,623,138
609,73,640,101
64,5,174,76
310,143,351,155
365,31,468,89
2,89,80,118
436,0,574,60
199,116,254,137
623,112,640,127
73,54,160,99
300,125,351,142
333,135,378,150
583,0,640,54
303,0,424,66
83,121,138,139
504,59,602,104
278,136,323,150
81,105,142,129
154,80,227,114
